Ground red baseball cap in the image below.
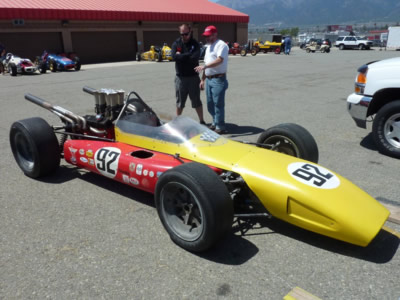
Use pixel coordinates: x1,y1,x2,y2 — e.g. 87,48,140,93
202,25,217,36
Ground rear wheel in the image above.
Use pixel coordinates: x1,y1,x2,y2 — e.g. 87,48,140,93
257,123,319,163
306,48,311,53
74,57,81,71
240,49,247,56
8,63,17,76
325,48,330,53
10,117,60,178
339,44,345,50
155,163,233,252
49,60,57,72
372,101,400,158
274,47,281,54
251,48,257,56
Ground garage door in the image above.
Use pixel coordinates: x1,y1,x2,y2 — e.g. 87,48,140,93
0,32,63,61
143,31,178,50
71,31,137,64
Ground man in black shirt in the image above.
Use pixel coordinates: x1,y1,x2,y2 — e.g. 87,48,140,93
171,24,205,124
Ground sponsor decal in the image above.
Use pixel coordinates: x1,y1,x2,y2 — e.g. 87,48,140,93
129,162,136,172
130,177,139,186
149,171,154,178
80,157,88,163
143,169,148,176
136,164,143,175
156,171,163,178
79,149,85,155
69,147,77,164
86,150,94,158
288,163,340,189
94,147,121,179
89,159,95,166
122,174,129,183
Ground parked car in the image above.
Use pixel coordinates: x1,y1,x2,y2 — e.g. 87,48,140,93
38,50,81,72
347,57,400,158
227,42,243,55
1,53,45,76
336,36,373,50
9,86,389,252
250,39,282,55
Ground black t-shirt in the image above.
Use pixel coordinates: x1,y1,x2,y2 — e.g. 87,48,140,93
171,37,200,77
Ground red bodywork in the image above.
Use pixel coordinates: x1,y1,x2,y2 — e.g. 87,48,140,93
64,139,188,193
228,42,242,55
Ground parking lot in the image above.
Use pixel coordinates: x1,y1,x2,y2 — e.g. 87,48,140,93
1,47,399,299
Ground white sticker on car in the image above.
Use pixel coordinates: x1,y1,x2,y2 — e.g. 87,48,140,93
122,174,129,183
80,157,88,163
130,177,139,186
94,147,121,178
136,164,143,175
288,162,340,189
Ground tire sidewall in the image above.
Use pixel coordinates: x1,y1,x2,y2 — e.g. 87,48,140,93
372,101,400,158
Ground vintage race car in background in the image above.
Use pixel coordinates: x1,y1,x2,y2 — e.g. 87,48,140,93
38,51,81,72
137,44,173,62
251,40,283,55
305,42,331,53
1,53,45,76
10,87,389,252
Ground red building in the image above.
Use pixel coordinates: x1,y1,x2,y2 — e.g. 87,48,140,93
0,0,248,63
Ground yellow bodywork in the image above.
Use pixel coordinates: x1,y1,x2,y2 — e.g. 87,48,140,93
140,45,173,61
115,126,389,247
254,40,282,50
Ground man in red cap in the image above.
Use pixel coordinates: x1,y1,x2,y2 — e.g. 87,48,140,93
194,25,229,134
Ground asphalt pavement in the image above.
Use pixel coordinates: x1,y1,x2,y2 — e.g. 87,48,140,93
1,47,399,299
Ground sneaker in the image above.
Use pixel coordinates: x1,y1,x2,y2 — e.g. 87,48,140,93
214,128,227,134
208,124,216,130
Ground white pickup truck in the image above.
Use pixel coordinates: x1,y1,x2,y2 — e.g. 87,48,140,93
347,57,400,158
336,36,373,50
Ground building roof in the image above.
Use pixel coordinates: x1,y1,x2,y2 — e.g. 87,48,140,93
0,0,249,23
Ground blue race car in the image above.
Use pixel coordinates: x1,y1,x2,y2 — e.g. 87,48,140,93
36,51,81,72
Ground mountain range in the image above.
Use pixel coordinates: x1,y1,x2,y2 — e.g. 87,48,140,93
214,0,400,26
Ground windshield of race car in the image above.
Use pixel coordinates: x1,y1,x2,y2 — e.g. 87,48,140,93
116,107,221,145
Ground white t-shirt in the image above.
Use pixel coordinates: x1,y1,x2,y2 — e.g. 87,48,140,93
204,39,229,76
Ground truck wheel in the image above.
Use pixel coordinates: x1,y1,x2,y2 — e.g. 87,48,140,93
8,63,17,76
339,44,345,50
257,123,319,163
155,162,233,252
372,101,400,158
359,44,365,50
240,49,247,56
10,117,60,178
251,48,257,56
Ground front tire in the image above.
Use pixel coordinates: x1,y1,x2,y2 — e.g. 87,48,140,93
372,101,400,158
257,123,319,163
49,60,57,72
10,117,60,178
339,44,345,50
155,163,233,252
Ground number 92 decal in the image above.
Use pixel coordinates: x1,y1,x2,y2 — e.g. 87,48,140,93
288,162,340,189
95,147,121,178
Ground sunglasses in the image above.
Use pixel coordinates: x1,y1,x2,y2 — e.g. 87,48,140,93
180,32,190,36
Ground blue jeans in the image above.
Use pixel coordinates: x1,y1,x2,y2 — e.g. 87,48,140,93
206,76,228,130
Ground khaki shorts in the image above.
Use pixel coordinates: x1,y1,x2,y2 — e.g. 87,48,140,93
175,75,202,109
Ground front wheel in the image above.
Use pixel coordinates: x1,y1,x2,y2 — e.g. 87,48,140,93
339,44,345,50
306,48,311,53
74,57,81,71
10,117,61,178
240,49,247,56
49,60,57,72
257,123,319,163
372,101,400,158
155,163,233,252
251,48,257,56
325,48,330,53
8,63,17,76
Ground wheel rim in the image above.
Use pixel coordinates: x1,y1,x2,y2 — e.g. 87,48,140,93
160,182,204,242
14,132,34,171
50,63,54,71
263,135,300,157
384,113,400,148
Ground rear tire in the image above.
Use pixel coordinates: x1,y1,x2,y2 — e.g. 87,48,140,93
339,44,345,50
251,48,257,56
74,57,81,71
155,162,233,252
8,63,17,76
240,49,247,56
50,60,57,72
306,48,311,53
372,101,400,158
257,123,319,163
10,117,60,178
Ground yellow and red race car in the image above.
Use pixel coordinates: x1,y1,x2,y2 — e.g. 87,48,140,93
10,87,389,252
136,44,173,62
